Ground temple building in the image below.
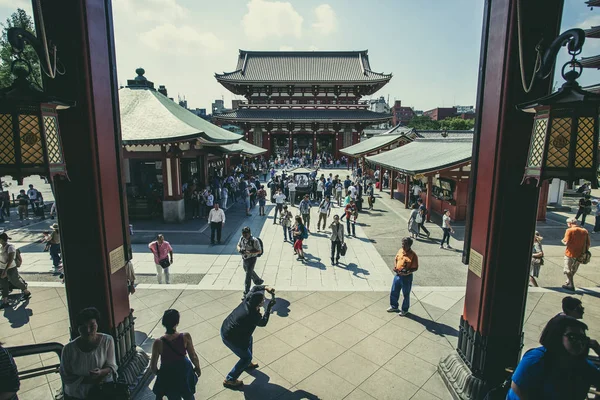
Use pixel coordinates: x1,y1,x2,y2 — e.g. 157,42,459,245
213,50,393,159
120,68,265,222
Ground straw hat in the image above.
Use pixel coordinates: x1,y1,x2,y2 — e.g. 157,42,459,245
50,223,59,230
534,231,543,241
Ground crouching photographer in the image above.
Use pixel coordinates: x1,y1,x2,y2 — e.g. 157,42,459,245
220,285,276,390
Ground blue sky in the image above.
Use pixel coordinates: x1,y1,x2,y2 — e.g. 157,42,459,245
0,0,598,112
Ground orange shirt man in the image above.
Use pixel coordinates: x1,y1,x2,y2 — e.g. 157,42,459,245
561,218,590,291
388,237,418,316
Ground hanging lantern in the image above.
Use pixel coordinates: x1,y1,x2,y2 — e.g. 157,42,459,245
517,29,600,188
0,62,72,184
0,27,73,184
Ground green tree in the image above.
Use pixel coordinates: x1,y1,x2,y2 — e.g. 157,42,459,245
406,115,440,130
439,116,475,130
0,8,41,88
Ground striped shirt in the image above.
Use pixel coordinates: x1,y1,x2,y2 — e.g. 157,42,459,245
0,345,20,397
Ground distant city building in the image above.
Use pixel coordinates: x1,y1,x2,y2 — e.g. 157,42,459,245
455,105,475,114
391,100,416,126
369,96,391,113
423,107,457,121
190,108,207,118
414,110,424,116
178,99,188,109
212,99,228,114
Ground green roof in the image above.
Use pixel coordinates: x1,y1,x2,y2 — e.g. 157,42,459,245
219,140,267,157
340,125,414,156
365,137,473,175
119,87,242,145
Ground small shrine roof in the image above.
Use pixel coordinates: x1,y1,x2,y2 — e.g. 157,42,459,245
213,108,392,122
365,136,473,175
340,125,415,157
119,72,242,146
585,25,600,38
215,50,392,83
580,54,600,69
218,140,267,157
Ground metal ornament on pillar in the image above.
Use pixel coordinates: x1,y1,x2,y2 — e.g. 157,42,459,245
0,27,73,184
518,29,600,188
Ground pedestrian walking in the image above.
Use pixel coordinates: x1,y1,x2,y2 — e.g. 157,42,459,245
257,185,267,216
317,195,332,232
0,340,20,400
335,180,344,207
440,209,454,249
299,194,312,231
46,223,62,273
16,189,28,221
272,189,286,224
293,216,308,261
221,186,229,209
281,206,293,242
593,199,600,234
411,183,422,206
344,200,357,237
26,184,39,215
561,218,590,291
316,179,324,202
0,232,31,309
416,199,430,237
329,215,344,266
237,227,264,296
208,203,226,245
576,194,593,228
366,183,375,210
151,309,201,400
407,203,420,239
205,190,214,217
529,231,544,287
288,179,297,207
220,285,276,389
191,190,201,219
387,237,418,316
149,234,174,284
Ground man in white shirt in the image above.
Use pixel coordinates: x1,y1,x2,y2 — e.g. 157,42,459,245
317,195,332,232
272,189,286,224
27,184,39,215
208,203,226,245
287,179,297,207
348,184,357,201
0,232,30,309
412,184,422,205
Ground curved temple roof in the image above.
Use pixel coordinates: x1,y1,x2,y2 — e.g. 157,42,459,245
213,108,392,122
119,87,242,146
340,125,415,157
215,50,392,84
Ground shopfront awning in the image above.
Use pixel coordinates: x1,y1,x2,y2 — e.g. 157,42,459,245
218,140,267,157
339,125,414,157
365,137,473,175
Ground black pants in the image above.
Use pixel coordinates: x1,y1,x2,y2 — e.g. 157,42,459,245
211,222,222,243
442,228,451,246
274,203,283,222
243,257,261,294
419,221,430,236
331,240,342,261
594,215,600,233
576,209,589,227
346,219,355,236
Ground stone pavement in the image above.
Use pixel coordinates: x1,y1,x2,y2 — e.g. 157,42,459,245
4,283,600,400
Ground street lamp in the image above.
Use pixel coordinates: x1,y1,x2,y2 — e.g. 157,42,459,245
0,26,73,184
518,29,600,188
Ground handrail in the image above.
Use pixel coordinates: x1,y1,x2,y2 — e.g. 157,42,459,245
7,342,64,383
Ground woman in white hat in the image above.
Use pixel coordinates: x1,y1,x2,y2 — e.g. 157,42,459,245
530,231,544,287
47,223,61,274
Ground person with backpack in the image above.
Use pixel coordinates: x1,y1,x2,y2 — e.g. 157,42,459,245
256,185,267,216
366,183,375,210
292,216,308,261
298,194,312,232
329,215,344,266
416,198,430,238
236,227,264,296
0,232,31,309
576,194,593,228
46,223,62,273
344,200,358,237
281,206,293,242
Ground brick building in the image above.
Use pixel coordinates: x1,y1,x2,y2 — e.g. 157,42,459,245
390,100,416,126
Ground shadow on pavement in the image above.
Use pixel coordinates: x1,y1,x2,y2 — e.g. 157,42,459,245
407,313,460,338
243,369,321,399
340,263,370,279
270,298,290,317
2,295,32,328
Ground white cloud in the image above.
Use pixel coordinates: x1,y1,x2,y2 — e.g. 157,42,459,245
279,45,294,51
114,0,188,23
242,0,303,40
139,24,224,55
576,14,600,29
311,4,336,35
0,0,30,11
309,45,319,51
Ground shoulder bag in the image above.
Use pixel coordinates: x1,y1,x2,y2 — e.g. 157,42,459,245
156,243,170,269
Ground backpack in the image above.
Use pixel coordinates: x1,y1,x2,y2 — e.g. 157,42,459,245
251,237,264,257
15,248,22,268
301,225,309,239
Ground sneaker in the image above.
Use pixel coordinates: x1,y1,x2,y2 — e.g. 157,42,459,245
255,278,264,285
447,245,453,249
245,362,259,371
439,245,444,249
398,310,408,316
562,284,575,291
387,306,399,313
223,379,244,389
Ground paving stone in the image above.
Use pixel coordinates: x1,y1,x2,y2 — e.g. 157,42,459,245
325,350,380,385
351,335,401,367
297,310,343,334
383,351,437,387
273,322,320,348
298,336,346,366
295,367,356,400
422,373,455,400
323,321,370,349
359,368,420,400
269,349,322,385
403,336,454,365
252,335,294,364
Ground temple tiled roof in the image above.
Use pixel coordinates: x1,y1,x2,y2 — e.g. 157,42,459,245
213,108,392,122
585,25,600,38
215,50,392,83
119,87,242,146
340,125,415,156
365,137,473,175
415,130,475,139
580,54,600,69
218,140,267,157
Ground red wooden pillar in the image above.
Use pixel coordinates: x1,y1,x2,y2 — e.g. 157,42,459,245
390,170,395,199
41,0,147,376
438,0,564,397
404,175,410,209
264,131,271,154
379,166,383,192
288,132,293,158
312,132,317,158
246,129,254,146
537,180,550,221
426,175,433,222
